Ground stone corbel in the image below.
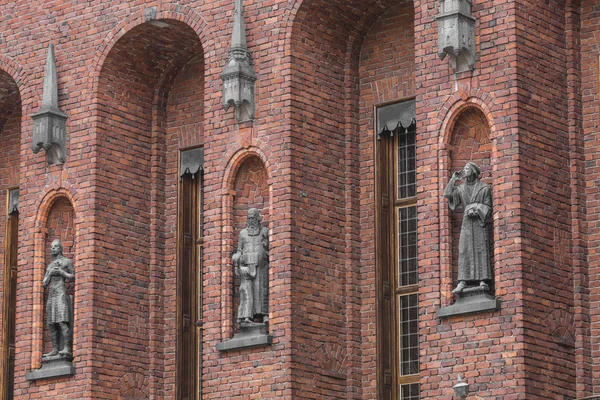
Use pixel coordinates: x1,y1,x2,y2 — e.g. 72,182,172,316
437,0,476,73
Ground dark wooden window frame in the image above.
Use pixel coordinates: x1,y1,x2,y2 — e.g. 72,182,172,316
376,99,419,400
1,188,18,400
176,149,203,400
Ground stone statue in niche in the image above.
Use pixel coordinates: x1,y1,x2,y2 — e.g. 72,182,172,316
216,208,273,351
444,162,493,294
233,208,269,323
42,239,75,359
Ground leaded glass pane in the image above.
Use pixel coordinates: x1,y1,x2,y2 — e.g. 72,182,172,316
397,126,416,199
398,206,418,287
399,294,419,376
400,383,420,400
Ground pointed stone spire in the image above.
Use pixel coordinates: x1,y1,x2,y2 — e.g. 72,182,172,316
221,0,257,121
32,43,68,164
231,0,247,51
39,44,62,114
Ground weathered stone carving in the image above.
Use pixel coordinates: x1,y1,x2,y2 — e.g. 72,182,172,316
444,162,492,294
233,208,269,323
32,44,68,165
217,208,273,352
221,0,257,121
42,239,75,359
437,0,476,73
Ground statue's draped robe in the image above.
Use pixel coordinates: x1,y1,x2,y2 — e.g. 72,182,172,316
43,256,74,325
236,226,269,318
446,180,493,282
237,266,255,320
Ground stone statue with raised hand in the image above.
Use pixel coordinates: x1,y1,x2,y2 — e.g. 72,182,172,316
444,162,493,295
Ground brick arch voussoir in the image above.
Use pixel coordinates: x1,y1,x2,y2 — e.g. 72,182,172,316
88,2,214,98
283,0,419,55
0,54,32,108
222,146,272,193
570,0,583,10
439,91,498,147
34,185,79,231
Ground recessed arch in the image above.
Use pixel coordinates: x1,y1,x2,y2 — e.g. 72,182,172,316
289,1,417,399
94,16,205,399
0,65,21,400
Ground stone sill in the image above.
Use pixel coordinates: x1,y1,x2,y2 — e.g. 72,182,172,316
217,333,273,352
437,292,501,319
27,359,75,381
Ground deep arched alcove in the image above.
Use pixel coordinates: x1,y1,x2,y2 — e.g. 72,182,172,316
0,67,21,400
290,0,415,397
95,18,204,398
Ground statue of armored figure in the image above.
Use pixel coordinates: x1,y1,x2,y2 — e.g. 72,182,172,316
444,162,493,295
42,239,75,358
234,208,269,324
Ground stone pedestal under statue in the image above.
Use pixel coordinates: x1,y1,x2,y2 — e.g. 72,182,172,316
218,208,272,352
217,322,272,352
27,239,76,381
437,286,500,318
27,354,75,381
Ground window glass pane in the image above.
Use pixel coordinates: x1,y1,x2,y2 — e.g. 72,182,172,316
399,294,419,376
401,383,420,400
398,206,418,287
397,126,416,199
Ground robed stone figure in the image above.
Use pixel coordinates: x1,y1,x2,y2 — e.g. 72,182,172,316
444,162,493,294
42,239,75,358
233,208,269,323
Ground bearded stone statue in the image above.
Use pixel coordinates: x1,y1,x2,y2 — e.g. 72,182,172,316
233,208,269,323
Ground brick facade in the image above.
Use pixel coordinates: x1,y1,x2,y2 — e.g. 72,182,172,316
0,0,598,399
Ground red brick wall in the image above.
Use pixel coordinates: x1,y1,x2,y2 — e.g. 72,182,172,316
0,0,592,399
515,1,577,397
581,0,600,395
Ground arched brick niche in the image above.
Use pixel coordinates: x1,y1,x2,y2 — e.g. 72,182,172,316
231,155,270,329
41,197,76,356
448,107,494,291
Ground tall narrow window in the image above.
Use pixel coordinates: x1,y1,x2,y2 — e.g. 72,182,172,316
1,188,18,400
177,149,203,400
376,100,419,400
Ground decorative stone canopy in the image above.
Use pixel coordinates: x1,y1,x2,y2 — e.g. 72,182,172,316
376,99,416,139
221,0,257,122
32,44,68,165
436,0,476,73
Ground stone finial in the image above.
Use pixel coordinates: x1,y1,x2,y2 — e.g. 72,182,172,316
453,374,469,399
437,0,476,73
32,44,68,165
221,0,257,121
